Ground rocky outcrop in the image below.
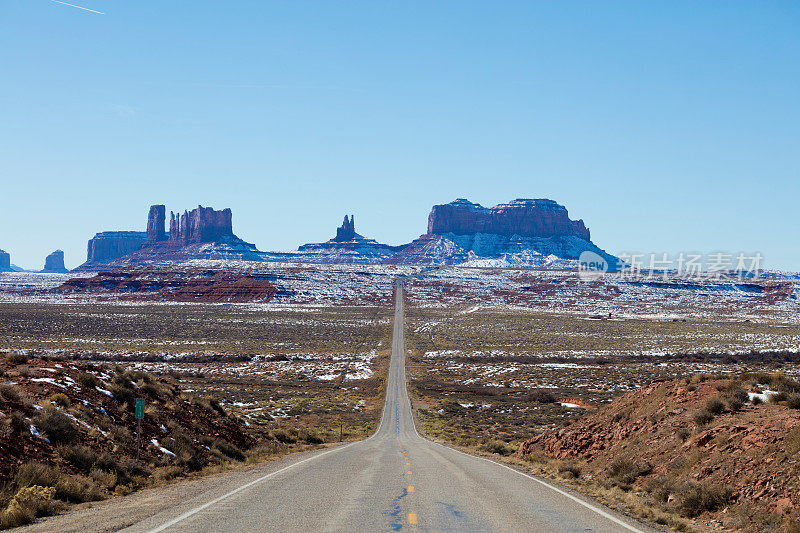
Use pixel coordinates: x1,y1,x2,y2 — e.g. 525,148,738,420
0,250,10,272
43,250,67,273
77,204,260,271
86,232,147,265
295,215,402,264
427,198,590,240
169,206,233,245
334,216,356,242
146,205,167,242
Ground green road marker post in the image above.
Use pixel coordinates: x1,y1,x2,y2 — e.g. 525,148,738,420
135,398,145,459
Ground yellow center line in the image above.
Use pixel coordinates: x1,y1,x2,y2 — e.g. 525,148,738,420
408,512,418,525
408,485,415,493
405,462,410,465
407,470,412,475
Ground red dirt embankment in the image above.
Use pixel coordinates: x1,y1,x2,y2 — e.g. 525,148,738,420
518,378,800,531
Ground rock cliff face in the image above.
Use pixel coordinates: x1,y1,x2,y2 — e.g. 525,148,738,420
43,250,67,273
146,205,167,243
0,250,10,272
387,198,615,267
295,215,401,264
427,198,590,240
86,232,148,264
334,215,356,242
77,205,259,271
169,206,233,245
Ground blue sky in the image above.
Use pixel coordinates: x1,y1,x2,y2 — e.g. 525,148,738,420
1,1,798,270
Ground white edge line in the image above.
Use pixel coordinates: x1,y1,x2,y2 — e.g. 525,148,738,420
425,439,646,533
145,441,359,533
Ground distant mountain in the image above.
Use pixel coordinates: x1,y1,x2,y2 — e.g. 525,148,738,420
386,198,617,267
75,204,264,271
72,197,617,270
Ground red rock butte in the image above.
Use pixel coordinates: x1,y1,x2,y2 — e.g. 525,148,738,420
427,198,590,241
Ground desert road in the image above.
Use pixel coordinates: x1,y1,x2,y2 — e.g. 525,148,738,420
26,281,657,533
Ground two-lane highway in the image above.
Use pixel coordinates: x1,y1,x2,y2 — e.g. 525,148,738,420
111,281,655,532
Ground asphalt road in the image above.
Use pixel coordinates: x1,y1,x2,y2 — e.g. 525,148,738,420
28,281,657,533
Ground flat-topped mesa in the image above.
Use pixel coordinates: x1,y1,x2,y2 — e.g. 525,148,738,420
169,205,233,245
334,215,356,242
87,231,147,264
427,198,590,241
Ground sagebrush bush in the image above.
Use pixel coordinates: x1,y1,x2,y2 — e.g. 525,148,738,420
694,409,715,426
0,485,57,529
705,397,725,415
34,408,78,445
299,429,324,445
75,373,99,389
14,463,103,503
213,439,246,461
607,458,652,488
676,482,732,517
786,393,800,409
271,428,297,444
58,445,98,474
49,393,71,408
478,439,515,456
557,461,581,479
0,384,23,404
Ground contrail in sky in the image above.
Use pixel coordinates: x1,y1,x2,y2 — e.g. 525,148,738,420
50,0,105,14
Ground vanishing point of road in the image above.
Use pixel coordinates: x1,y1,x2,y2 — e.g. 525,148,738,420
27,281,658,533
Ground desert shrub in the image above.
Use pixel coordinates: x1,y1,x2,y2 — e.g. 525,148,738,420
694,409,715,426
725,388,748,412
478,439,515,456
152,466,183,483
109,384,135,407
118,457,151,479
5,352,28,365
162,435,206,471
676,482,732,517
271,428,297,444
676,428,691,442
14,463,102,503
34,408,78,445
770,391,788,404
139,381,164,399
75,373,99,389
6,411,27,435
58,445,98,474
786,393,800,410
705,397,725,415
212,440,246,461
557,461,581,479
526,390,556,404
0,485,57,529
0,384,23,404
751,395,763,405
644,475,675,503
49,393,71,408
607,458,652,488
299,429,324,445
109,425,133,445
247,440,286,460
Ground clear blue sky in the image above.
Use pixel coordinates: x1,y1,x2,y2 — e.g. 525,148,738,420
1,1,798,270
